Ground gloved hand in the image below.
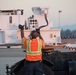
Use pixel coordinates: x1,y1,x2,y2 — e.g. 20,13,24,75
18,24,24,30
36,29,40,34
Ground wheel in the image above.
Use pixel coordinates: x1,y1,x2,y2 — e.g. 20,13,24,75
68,60,76,75
7,46,10,48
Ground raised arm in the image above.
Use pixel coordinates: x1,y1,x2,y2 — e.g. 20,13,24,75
21,29,24,39
38,33,45,48
38,34,44,40
18,24,27,39
36,14,48,40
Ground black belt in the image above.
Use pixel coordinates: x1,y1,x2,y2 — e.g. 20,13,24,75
26,60,42,63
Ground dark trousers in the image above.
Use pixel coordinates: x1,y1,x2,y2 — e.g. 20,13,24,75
24,61,43,75
18,61,43,75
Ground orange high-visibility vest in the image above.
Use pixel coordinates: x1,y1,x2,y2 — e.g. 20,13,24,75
22,37,44,61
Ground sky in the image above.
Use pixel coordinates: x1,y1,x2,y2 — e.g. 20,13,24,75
0,0,76,27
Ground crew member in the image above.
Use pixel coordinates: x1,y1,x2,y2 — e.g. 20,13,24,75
18,25,45,75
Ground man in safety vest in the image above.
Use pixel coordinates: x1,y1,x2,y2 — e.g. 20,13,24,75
18,25,45,75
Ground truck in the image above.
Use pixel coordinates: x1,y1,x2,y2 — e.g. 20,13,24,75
0,9,24,48
65,43,76,51
0,7,61,48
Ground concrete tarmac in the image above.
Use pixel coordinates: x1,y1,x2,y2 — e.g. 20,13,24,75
0,47,74,75
0,47,72,57
0,48,25,57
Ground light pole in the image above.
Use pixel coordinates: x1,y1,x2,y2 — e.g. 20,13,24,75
17,9,21,25
58,10,62,29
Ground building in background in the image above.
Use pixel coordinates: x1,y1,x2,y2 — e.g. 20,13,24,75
0,7,61,48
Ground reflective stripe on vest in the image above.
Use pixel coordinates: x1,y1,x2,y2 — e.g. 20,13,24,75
26,39,42,55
